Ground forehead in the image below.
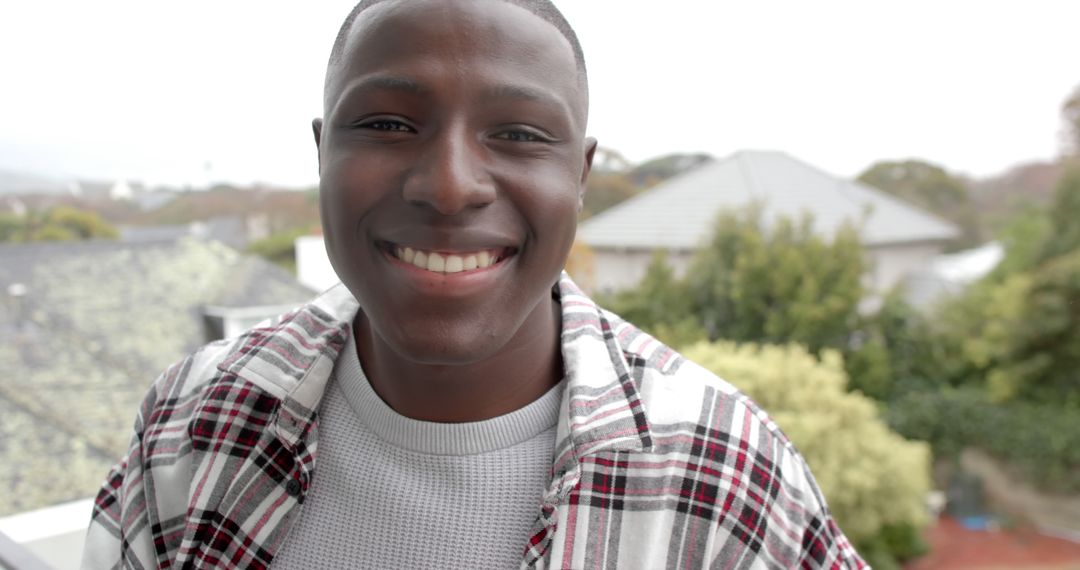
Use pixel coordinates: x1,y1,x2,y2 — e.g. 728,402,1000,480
324,0,585,119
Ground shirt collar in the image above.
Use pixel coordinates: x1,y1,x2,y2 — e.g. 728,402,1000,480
219,274,654,458
552,273,654,477
217,284,357,447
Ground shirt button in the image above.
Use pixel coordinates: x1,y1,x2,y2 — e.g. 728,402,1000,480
285,478,302,497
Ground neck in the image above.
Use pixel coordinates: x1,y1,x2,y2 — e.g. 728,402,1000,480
354,297,563,422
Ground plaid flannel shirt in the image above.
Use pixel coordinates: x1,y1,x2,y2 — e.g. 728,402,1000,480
83,274,867,569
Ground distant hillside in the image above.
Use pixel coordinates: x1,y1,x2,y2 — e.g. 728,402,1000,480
130,186,319,230
629,153,712,188
851,157,1078,249
970,159,1070,230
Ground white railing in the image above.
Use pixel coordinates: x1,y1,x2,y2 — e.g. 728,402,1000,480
0,498,93,570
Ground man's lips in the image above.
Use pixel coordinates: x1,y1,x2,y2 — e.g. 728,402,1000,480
381,242,516,275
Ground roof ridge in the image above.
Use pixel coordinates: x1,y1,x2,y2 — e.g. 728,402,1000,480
578,150,960,250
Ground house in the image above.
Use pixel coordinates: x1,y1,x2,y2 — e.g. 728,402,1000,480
295,232,340,292
71,179,144,202
0,238,316,521
576,150,961,294
901,241,1005,310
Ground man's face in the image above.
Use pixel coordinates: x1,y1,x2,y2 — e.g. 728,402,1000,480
316,0,595,365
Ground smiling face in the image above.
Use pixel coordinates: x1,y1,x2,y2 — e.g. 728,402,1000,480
316,0,595,365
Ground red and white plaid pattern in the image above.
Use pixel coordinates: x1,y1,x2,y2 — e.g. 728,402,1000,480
83,275,866,569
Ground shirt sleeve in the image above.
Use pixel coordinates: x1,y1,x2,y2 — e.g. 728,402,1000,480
708,443,869,570
793,460,868,570
81,365,179,569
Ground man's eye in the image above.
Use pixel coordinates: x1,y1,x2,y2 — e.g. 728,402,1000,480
494,128,558,144
358,119,413,132
496,130,542,142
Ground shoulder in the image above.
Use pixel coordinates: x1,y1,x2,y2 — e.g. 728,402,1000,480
86,288,356,567
602,308,793,452
601,311,866,567
137,285,355,439
603,310,834,511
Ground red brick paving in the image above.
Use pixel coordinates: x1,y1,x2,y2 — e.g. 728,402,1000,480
905,517,1080,570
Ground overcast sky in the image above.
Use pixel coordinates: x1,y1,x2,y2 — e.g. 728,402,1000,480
1,1,1077,187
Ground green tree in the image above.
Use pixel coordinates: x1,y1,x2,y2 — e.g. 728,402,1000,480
938,272,1031,393
986,250,1080,407
604,250,706,348
937,166,1080,407
0,207,119,243
685,208,864,354
990,204,1052,279
845,291,959,401
1040,164,1080,261
683,341,931,569
857,159,980,249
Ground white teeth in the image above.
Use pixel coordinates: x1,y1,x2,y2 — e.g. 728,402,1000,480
444,255,464,273
427,252,445,272
394,246,503,274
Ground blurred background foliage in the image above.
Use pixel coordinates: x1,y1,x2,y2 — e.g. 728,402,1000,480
598,143,1080,566
0,206,118,242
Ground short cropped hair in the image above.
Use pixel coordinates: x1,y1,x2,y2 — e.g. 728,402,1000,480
327,0,587,78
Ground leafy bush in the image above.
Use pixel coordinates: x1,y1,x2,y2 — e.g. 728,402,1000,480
0,207,119,242
886,388,1080,492
682,341,931,565
245,226,312,273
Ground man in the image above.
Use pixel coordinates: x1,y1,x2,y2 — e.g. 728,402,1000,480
83,1,867,568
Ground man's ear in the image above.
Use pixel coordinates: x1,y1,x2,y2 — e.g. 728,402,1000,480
312,118,324,174
578,136,598,210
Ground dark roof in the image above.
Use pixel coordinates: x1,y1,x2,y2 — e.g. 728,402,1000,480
121,216,264,250
0,238,316,515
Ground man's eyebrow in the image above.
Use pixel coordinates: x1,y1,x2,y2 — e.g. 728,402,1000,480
338,74,430,100
484,83,577,123
485,83,562,105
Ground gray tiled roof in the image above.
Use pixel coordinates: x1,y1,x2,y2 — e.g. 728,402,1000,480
578,150,960,250
0,238,316,515
120,216,250,250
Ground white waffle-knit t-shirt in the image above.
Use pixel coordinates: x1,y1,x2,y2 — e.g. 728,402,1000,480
272,331,563,569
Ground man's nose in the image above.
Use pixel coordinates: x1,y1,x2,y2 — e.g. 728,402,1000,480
402,127,496,215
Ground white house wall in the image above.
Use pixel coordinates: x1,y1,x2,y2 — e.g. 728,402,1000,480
864,242,944,293
295,235,340,293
